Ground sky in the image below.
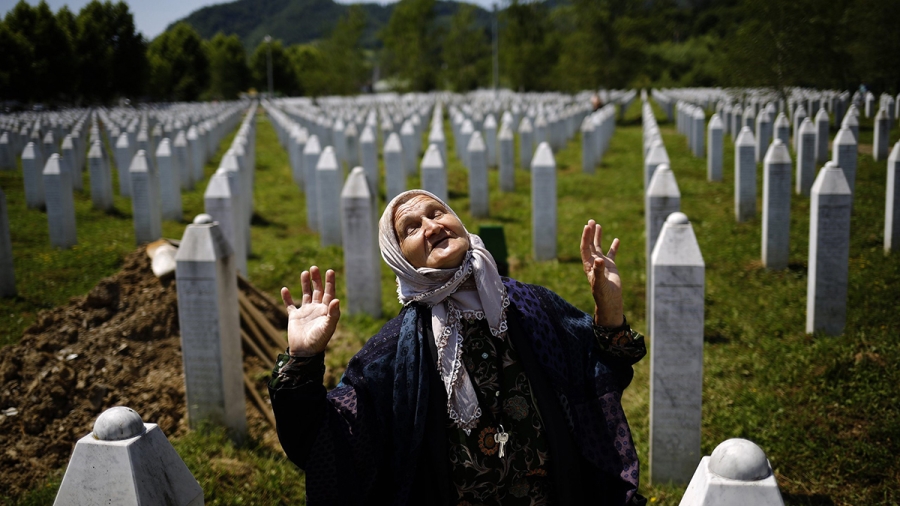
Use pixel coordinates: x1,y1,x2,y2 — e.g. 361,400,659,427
0,0,500,39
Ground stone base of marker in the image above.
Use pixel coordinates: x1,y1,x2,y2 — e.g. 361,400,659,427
679,439,784,506
54,407,204,506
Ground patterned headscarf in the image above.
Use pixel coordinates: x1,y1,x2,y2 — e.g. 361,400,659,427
379,190,509,432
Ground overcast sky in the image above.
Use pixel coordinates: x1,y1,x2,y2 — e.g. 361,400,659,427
0,0,500,39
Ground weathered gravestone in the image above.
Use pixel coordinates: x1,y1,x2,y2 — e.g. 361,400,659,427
499,123,515,192
774,113,790,147
458,119,474,167
886,142,900,253
679,438,785,506
290,126,306,190
762,139,792,270
22,142,46,209
156,139,183,222
814,107,830,164
650,211,704,485
519,117,534,171
187,126,204,184
43,154,77,249
428,124,447,168
0,188,16,297
531,142,557,261
467,131,489,218
806,163,851,335
303,135,322,231
345,121,359,169
53,407,204,506
832,127,858,196
360,126,378,196
61,135,83,191
129,150,162,245
173,131,193,191
692,109,705,158
735,127,757,222
708,115,723,182
341,167,382,317
645,142,670,192
115,133,133,197
88,139,114,211
795,119,816,197
0,132,14,170
755,108,772,163
204,168,247,276
421,143,448,203
175,214,247,438
645,164,680,323
384,132,406,202
484,114,498,167
873,108,890,162
317,146,343,247
400,120,417,176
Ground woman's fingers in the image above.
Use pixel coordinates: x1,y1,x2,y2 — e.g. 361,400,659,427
608,238,620,260
310,266,323,303
281,287,295,309
300,270,312,305
322,269,336,305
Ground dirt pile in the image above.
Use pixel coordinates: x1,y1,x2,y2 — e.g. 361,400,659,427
0,247,286,499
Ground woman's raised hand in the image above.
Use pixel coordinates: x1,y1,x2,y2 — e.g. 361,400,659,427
580,220,624,327
281,266,341,357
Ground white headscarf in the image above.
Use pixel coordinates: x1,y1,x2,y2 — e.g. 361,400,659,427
379,190,509,432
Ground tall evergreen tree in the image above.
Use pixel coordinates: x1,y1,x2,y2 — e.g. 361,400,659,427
380,0,438,91
207,33,250,100
442,4,490,92
147,23,209,101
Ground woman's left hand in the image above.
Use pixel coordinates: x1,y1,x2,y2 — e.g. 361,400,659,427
580,220,624,327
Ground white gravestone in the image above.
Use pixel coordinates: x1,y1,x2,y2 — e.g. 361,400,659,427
115,133,133,197
773,113,790,147
645,164,681,324
420,143,448,203
341,167,382,317
531,142,557,261
581,118,596,174
290,126,306,190
692,109,705,158
499,123,515,192
43,154,78,249
61,135,84,191
0,132,14,170
360,126,378,197
384,132,406,203
187,126,204,184
873,108,889,162
88,140,114,211
400,120,417,176
428,123,447,166
0,188,16,297
345,121,359,169
886,142,900,253
679,438,785,506
316,146,343,247
22,142,46,209
814,108,830,164
708,115,724,182
156,139,183,222
173,130,193,191
762,139,792,270
129,150,162,245
204,168,247,276
755,109,772,163
832,127,858,196
806,164,852,335
467,131,489,218
484,114,498,167
458,120,474,168
796,119,816,196
735,127,757,222
53,407,204,506
519,117,534,171
841,108,859,146
175,214,247,438
303,135,322,231
645,142,670,192
650,211,704,485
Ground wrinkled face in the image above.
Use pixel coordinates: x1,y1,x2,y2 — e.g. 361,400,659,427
393,195,469,269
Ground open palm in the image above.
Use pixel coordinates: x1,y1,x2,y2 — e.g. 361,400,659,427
580,220,624,327
281,266,341,357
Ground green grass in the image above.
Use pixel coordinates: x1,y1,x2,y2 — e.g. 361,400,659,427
3,101,899,505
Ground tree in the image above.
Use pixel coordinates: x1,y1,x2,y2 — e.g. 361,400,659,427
73,1,147,103
287,44,328,97
250,38,298,96
3,0,76,102
441,4,490,92
320,5,369,95
206,32,249,100
380,0,438,91
500,0,556,91
0,21,33,102
147,23,209,101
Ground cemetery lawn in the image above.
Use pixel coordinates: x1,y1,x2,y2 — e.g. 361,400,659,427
5,104,900,505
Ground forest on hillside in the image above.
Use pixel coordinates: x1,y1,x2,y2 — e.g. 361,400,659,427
1,0,898,106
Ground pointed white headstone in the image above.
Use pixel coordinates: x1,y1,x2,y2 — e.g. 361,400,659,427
735,127,757,222
43,154,78,248
22,142,46,209
762,139,792,269
88,140,113,211
341,167,382,317
316,146,342,247
531,142,557,261
0,188,15,297
384,132,405,203
129,150,162,244
303,135,322,231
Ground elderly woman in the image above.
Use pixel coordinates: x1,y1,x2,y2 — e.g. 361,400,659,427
269,189,647,506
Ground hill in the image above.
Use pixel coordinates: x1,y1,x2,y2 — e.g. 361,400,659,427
169,0,494,50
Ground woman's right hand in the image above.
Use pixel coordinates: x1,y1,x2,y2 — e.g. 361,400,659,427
281,266,341,357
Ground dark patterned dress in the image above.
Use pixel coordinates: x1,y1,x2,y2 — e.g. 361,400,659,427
449,317,554,506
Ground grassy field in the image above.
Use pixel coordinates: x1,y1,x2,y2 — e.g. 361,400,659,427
4,100,900,505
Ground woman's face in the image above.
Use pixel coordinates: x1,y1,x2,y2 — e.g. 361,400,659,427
393,195,469,269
